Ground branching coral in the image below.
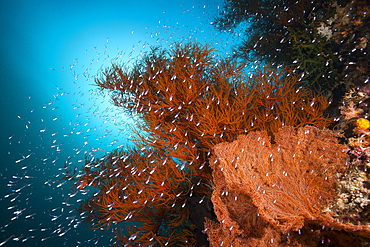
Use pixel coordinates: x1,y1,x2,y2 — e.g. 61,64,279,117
280,23,339,93
327,166,370,224
96,41,331,178
64,42,333,246
329,84,370,230
67,147,199,246
328,0,370,91
214,0,370,109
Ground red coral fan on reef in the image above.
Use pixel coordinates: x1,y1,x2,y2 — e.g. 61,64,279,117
63,42,335,246
205,125,370,246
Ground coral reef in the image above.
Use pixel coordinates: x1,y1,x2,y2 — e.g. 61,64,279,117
281,23,339,93
53,0,370,246
329,86,370,229
205,125,370,246
63,42,332,246
214,0,370,113
328,166,370,224
320,0,370,94
70,147,197,246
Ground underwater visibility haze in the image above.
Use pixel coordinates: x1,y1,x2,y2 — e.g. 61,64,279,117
1,0,370,246
0,0,231,245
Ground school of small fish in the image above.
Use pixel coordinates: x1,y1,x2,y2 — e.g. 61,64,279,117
1,2,243,246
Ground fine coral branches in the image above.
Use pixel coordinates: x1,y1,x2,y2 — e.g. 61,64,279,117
66,146,198,246
206,125,370,246
67,42,335,246
97,42,331,151
248,66,331,136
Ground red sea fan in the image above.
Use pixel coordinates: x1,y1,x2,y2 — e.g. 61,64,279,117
205,125,370,246
64,42,335,246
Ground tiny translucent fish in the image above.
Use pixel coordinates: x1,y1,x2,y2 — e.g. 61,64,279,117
182,199,187,208
15,158,24,164
199,195,205,204
129,231,139,241
310,98,315,107
25,213,36,219
0,235,15,246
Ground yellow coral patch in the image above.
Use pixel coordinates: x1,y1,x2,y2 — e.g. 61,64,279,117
356,118,370,130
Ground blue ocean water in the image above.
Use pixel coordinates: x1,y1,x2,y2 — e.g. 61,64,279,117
0,0,245,246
